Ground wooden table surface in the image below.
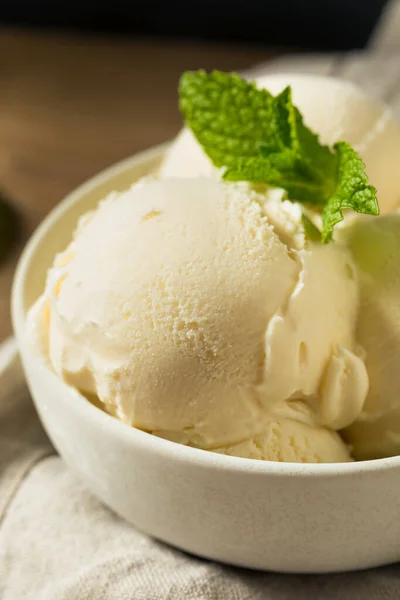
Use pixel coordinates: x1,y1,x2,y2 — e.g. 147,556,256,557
0,29,273,342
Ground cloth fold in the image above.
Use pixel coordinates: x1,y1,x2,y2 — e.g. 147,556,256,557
2,4,400,595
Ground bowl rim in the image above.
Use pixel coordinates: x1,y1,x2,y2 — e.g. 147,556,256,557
12,142,400,477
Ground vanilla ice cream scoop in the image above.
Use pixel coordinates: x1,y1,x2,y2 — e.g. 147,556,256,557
215,416,350,463
28,178,366,460
161,74,400,214
342,214,400,460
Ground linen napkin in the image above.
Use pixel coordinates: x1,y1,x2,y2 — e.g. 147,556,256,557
2,3,400,596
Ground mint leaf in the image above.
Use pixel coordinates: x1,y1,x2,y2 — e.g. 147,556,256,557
179,70,379,242
179,70,283,167
321,142,379,242
180,71,334,204
223,151,332,205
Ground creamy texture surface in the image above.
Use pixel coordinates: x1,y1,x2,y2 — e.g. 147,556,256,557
214,417,350,463
27,177,371,462
161,74,400,214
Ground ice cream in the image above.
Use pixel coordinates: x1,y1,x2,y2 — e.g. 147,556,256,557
161,74,400,214
341,215,400,460
215,418,350,463
28,177,369,462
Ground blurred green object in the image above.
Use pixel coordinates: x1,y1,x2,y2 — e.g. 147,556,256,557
0,192,19,265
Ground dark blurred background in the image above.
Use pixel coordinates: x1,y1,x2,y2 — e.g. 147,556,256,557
1,0,390,50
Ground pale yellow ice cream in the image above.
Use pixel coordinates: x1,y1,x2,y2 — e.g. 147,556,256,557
342,215,400,460
28,177,368,462
215,417,350,463
161,74,400,214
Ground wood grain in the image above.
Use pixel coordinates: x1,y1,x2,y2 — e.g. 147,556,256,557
0,29,274,342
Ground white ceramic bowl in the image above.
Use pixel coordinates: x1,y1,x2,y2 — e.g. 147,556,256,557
12,144,400,574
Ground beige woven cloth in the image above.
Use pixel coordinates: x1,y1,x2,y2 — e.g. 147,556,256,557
2,4,400,596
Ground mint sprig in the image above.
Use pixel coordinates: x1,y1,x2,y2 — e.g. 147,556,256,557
179,70,379,242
